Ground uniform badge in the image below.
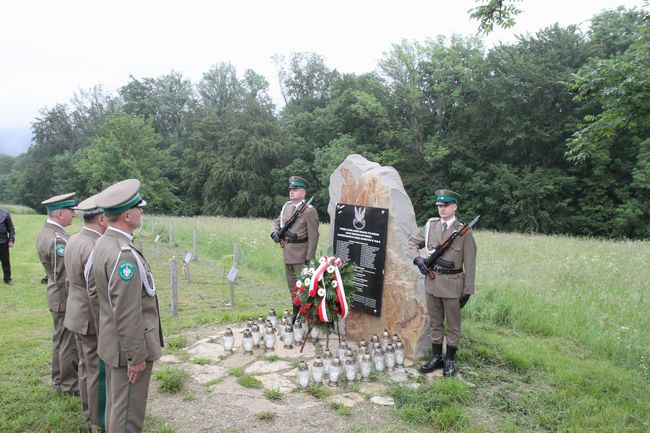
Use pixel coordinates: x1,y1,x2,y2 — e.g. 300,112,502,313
118,262,136,281
55,243,65,257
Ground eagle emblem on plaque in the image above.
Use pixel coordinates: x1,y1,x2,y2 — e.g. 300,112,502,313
353,206,366,230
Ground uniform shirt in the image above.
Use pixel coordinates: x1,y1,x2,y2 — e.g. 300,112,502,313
93,227,163,368
35,220,70,312
63,227,101,335
272,200,319,264
0,208,15,243
408,217,477,298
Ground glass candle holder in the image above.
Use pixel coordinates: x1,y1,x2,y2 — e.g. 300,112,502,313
298,361,310,389
309,326,320,343
322,349,333,376
257,315,265,325
373,348,385,372
370,334,380,346
344,356,356,382
385,343,396,371
395,341,405,368
381,329,390,351
222,328,234,354
279,317,288,341
337,339,349,360
329,357,341,386
392,333,401,346
360,353,372,381
264,325,276,351
247,318,254,329
293,321,304,344
370,342,381,362
267,308,277,329
242,329,254,355
251,324,262,349
312,357,324,385
283,324,294,349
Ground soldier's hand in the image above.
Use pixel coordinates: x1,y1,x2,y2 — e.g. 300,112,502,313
413,257,429,275
8,241,13,248
270,232,281,243
459,294,471,309
127,361,147,383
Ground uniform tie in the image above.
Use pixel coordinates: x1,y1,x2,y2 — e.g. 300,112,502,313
442,221,448,234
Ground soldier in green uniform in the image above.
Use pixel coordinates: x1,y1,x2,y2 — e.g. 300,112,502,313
63,194,107,431
35,192,79,395
271,176,319,323
408,189,477,376
93,179,163,433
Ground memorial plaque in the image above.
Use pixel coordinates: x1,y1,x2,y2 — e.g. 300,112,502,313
333,203,388,316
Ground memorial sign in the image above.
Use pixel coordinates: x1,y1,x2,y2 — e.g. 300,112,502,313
333,203,388,316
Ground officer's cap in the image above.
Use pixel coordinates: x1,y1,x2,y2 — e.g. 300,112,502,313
289,176,309,190
96,179,147,215
435,189,461,205
74,193,103,217
41,192,77,212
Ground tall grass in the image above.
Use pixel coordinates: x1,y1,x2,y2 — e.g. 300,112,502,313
0,203,37,214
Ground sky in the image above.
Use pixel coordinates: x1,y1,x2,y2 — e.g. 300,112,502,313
0,0,646,155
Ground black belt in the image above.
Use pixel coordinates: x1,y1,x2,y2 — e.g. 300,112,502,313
285,238,307,244
433,267,463,275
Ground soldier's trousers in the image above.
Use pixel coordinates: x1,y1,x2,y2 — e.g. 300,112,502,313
105,361,153,433
284,263,305,293
0,242,10,281
426,294,462,347
76,333,104,430
50,311,78,393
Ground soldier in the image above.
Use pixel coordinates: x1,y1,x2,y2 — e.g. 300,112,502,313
408,189,477,376
271,176,319,323
64,194,107,432
0,206,15,285
93,179,163,433
35,192,79,395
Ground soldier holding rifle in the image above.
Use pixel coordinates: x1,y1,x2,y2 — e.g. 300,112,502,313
408,189,477,377
270,176,319,323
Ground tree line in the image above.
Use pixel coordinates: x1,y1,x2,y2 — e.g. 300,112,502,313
0,7,647,239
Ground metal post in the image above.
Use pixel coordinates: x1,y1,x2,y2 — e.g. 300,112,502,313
169,256,178,316
168,223,173,245
230,242,238,308
193,226,199,262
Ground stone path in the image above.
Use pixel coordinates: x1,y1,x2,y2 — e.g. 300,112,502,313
148,323,446,433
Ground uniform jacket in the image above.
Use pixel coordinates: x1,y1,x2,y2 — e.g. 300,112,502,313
63,227,101,336
93,227,163,368
35,221,70,312
408,218,477,298
272,200,319,264
0,208,15,243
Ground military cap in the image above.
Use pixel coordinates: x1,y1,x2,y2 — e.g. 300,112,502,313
41,192,77,212
289,176,309,190
435,189,461,205
74,192,103,216
96,179,147,215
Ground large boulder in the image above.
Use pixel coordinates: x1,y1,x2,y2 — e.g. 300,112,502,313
328,154,430,358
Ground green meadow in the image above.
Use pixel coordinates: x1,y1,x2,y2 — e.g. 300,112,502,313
0,212,648,432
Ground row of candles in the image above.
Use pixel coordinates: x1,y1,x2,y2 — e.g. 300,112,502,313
220,308,407,387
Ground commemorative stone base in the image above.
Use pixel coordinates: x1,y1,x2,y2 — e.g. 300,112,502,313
328,154,431,358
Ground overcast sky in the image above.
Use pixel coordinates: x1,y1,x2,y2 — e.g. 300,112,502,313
0,0,646,154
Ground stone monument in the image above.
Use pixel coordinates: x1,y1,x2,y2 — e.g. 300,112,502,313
328,154,430,358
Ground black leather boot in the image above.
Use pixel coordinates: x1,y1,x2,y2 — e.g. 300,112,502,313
443,345,457,377
420,343,445,373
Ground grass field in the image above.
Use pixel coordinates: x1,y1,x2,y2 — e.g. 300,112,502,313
0,213,648,432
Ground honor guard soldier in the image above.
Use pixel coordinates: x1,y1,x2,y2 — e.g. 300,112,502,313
35,192,79,395
408,189,477,376
63,194,108,432
271,176,319,323
93,179,163,433
0,206,15,285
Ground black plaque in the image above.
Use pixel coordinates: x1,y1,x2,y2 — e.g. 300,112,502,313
333,203,388,316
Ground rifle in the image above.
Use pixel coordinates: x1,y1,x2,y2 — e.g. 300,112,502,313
275,197,314,248
425,215,480,280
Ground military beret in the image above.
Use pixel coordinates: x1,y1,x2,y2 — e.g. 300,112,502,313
41,192,77,212
435,189,461,205
289,176,309,190
96,179,147,215
74,192,103,216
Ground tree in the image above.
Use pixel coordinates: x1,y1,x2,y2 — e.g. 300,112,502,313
469,0,523,34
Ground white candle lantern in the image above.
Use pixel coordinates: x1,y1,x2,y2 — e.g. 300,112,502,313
264,324,276,351
312,357,324,385
370,334,380,346
247,318,254,329
380,329,390,351
395,341,405,368
267,308,277,329
283,324,294,349
309,326,320,343
322,349,333,377
222,328,234,354
360,353,372,381
279,316,288,341
298,361,310,389
337,339,349,360
293,320,304,344
344,356,356,382
385,343,396,371
251,324,262,349
329,357,342,386
374,347,385,372
242,329,254,355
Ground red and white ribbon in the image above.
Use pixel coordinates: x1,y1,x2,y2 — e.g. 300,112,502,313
309,256,349,323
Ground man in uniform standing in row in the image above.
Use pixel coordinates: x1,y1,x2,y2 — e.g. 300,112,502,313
271,176,319,323
35,192,79,395
408,189,477,377
0,206,15,285
93,179,163,433
64,194,107,431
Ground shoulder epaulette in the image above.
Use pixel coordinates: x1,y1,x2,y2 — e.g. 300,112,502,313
428,217,440,222
120,244,132,252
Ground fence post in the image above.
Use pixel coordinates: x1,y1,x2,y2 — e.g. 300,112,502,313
193,226,199,262
169,256,178,316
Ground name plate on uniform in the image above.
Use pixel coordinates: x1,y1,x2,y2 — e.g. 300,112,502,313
333,203,388,316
